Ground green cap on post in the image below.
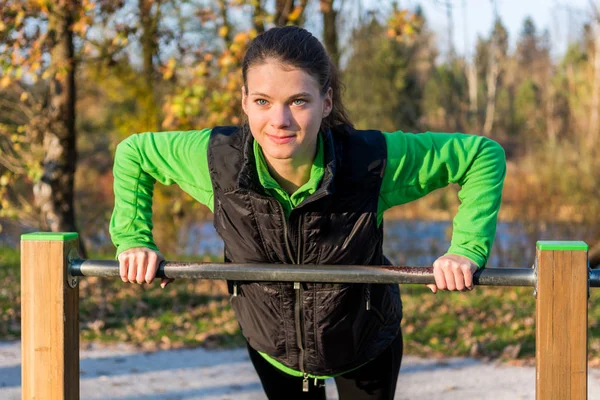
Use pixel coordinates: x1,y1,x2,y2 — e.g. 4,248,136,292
21,232,79,241
536,241,588,251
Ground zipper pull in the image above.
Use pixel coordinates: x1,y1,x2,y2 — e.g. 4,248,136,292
233,282,238,297
314,377,320,388
302,373,309,392
294,282,300,290
365,286,371,310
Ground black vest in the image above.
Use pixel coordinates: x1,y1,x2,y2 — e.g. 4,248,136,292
208,124,402,375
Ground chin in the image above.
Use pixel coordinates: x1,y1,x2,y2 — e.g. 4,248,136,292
263,149,295,160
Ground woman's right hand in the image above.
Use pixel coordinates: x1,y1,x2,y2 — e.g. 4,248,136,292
118,247,174,288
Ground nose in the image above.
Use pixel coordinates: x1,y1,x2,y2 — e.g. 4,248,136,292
269,104,291,129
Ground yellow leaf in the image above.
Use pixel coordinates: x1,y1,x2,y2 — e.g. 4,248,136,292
0,76,11,88
162,57,176,80
30,61,41,73
288,6,302,22
20,92,28,102
16,11,25,27
218,26,229,38
0,21,6,32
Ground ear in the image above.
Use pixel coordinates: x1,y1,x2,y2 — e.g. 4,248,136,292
323,87,333,118
241,86,248,115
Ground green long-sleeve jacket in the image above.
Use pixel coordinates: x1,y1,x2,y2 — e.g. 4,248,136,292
110,128,506,268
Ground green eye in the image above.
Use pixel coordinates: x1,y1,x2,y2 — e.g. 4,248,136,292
292,99,306,106
256,99,268,106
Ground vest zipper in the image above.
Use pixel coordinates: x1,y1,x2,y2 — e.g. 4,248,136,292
278,204,308,387
365,283,386,324
294,281,306,377
295,215,307,383
279,204,295,263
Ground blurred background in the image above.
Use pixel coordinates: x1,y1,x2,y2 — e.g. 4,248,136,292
1,0,600,359
2,0,600,266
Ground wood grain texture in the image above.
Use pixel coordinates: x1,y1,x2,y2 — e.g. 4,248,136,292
21,239,79,400
536,248,587,400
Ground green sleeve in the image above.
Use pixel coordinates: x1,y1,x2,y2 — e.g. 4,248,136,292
379,131,506,267
109,129,214,257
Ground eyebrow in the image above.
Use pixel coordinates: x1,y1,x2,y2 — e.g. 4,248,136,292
249,92,313,100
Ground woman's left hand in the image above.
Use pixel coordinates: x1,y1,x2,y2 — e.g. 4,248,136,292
426,254,479,293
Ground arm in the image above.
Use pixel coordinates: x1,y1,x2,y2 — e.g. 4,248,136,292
380,131,506,290
110,129,214,285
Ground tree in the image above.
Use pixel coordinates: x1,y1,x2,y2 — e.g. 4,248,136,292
0,0,93,243
320,0,340,68
275,0,310,26
482,18,508,135
343,9,427,132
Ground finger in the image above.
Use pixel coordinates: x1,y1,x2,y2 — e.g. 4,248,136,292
433,262,447,291
161,278,174,289
145,252,158,284
464,265,475,290
443,266,456,291
426,283,437,294
135,252,148,284
452,264,466,291
127,253,138,283
119,254,129,283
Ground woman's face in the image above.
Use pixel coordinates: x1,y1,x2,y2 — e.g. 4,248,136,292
242,59,332,166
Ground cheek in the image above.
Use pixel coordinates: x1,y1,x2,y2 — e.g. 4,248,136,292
246,108,266,125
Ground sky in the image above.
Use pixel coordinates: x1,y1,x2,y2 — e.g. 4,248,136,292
402,0,594,58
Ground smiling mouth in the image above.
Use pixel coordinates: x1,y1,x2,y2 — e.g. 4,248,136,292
266,133,296,144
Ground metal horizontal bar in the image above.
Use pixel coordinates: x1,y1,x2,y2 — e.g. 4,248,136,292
70,259,536,287
590,269,600,288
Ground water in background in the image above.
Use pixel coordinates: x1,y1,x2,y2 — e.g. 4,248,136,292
1,217,590,267
180,219,588,268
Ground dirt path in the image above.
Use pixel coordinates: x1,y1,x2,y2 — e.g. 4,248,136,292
2,341,600,399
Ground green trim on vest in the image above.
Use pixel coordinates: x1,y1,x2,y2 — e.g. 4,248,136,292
258,351,368,379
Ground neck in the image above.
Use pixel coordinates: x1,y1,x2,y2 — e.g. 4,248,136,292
264,153,315,195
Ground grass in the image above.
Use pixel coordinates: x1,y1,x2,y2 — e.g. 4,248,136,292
2,245,600,363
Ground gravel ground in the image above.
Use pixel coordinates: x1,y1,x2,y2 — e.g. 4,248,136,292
2,341,600,399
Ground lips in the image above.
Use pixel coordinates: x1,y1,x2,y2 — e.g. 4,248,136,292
266,133,296,144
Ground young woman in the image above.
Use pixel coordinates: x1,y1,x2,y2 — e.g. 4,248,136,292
111,26,505,400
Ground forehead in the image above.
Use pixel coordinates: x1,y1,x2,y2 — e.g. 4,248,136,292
246,61,320,95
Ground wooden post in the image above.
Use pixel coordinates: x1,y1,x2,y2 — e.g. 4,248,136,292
21,232,80,400
536,241,588,400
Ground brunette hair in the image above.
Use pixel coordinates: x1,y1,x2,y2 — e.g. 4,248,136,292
242,26,352,131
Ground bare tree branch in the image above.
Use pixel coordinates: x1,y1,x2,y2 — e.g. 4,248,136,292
590,0,600,22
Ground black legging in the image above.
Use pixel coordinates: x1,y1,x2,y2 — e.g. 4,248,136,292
246,332,403,400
